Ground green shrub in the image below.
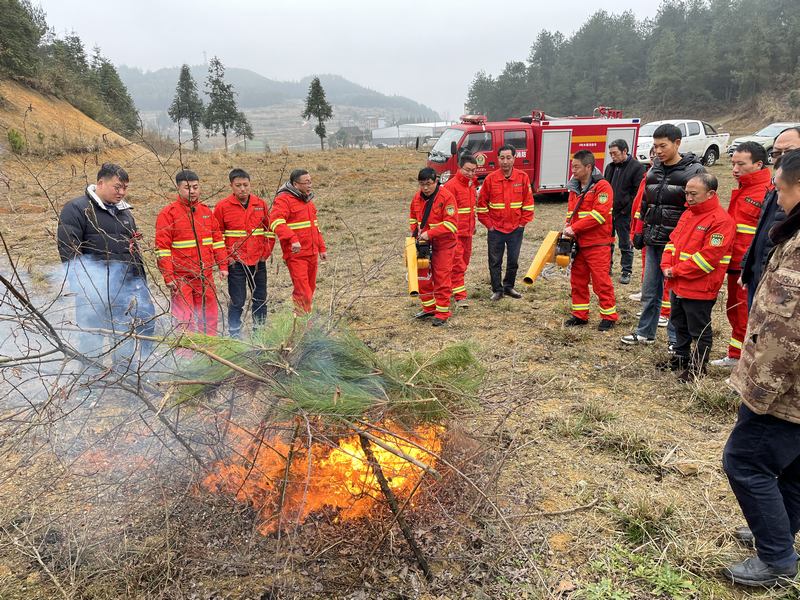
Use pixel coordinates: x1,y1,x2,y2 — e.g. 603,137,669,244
7,128,25,154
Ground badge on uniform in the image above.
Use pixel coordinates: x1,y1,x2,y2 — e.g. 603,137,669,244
598,193,609,204
710,233,724,247
446,205,455,216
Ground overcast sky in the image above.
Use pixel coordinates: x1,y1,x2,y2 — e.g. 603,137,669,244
38,0,663,118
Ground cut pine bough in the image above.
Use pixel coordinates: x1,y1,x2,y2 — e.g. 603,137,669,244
165,311,483,575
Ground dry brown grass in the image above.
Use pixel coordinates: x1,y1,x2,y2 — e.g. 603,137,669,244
0,135,779,599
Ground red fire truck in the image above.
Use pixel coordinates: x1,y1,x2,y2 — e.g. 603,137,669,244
425,107,640,196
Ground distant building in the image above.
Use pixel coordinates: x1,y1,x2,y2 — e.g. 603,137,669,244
365,116,387,130
371,122,454,146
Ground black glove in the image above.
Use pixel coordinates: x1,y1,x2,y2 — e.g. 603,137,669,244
633,233,644,250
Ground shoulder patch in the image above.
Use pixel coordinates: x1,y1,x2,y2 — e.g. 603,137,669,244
710,233,724,247
446,205,455,216
598,193,609,204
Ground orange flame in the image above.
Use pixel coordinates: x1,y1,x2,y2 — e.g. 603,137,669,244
201,422,443,534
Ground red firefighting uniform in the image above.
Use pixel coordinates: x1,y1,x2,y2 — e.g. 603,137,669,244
269,189,326,313
155,196,227,334
409,185,458,320
723,167,773,358
566,177,618,321
443,171,477,301
213,194,275,265
661,194,734,299
476,168,535,232
631,176,670,317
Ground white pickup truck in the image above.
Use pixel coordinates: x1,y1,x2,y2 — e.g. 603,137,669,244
635,119,730,166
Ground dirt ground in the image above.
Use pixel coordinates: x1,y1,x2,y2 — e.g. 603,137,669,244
0,144,790,600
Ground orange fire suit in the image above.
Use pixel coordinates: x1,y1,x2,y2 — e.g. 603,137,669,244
443,171,477,301
213,194,275,265
566,176,617,321
476,168,534,233
269,186,326,313
155,196,227,335
724,167,773,358
661,194,734,299
409,185,458,320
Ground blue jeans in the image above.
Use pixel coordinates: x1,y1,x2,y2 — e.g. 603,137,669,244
69,260,156,361
636,244,675,342
723,404,800,568
487,227,524,293
227,261,267,336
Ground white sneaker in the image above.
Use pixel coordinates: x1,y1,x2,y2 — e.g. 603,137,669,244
621,332,655,345
710,357,739,368
629,291,642,301
636,310,642,317
658,316,669,327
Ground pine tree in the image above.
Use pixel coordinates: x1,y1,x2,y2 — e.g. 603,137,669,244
233,111,254,151
302,77,333,151
203,56,240,152
93,56,139,137
168,64,205,151
0,0,47,77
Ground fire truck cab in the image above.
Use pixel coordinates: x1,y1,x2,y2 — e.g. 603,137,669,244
426,108,640,196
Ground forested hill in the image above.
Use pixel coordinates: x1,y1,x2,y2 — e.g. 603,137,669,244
1,0,139,138
119,66,440,121
467,0,800,121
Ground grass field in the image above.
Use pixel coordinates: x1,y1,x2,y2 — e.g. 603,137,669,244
0,144,788,599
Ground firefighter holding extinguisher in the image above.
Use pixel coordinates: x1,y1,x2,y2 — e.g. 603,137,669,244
409,168,458,327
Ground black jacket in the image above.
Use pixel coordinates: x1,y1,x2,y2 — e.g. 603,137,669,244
57,190,145,279
603,155,645,216
741,187,786,288
641,153,705,246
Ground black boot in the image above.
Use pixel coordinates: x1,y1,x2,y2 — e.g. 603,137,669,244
722,556,797,587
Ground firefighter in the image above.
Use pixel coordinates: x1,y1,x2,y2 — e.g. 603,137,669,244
269,169,326,314
155,170,227,335
410,167,458,326
660,173,734,382
710,142,773,368
443,154,477,308
213,168,275,338
563,150,618,331
476,145,535,301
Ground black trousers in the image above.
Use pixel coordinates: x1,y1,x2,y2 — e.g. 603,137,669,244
669,293,715,370
723,403,800,568
227,261,267,336
610,211,634,275
487,227,524,293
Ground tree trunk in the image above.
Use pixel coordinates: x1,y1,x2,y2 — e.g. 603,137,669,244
223,127,228,153
318,117,325,151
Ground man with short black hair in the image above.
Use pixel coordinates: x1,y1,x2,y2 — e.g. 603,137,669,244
622,124,705,346
604,138,645,284
269,169,327,313
57,163,155,362
409,167,458,325
741,127,800,308
155,170,228,335
563,150,618,331
213,168,275,338
444,154,478,307
660,173,734,381
709,141,772,368
476,144,535,301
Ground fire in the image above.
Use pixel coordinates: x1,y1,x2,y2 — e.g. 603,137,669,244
201,422,443,534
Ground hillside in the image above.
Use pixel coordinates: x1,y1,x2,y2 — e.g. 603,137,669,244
0,78,138,159
119,66,439,118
